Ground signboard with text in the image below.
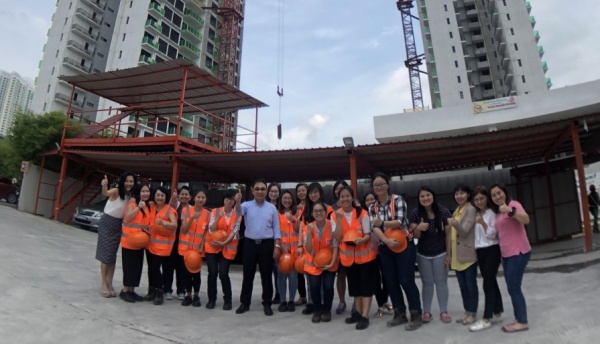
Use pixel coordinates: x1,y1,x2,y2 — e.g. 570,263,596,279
472,96,518,114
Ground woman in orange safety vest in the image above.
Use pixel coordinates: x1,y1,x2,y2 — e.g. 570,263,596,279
294,183,309,307
205,191,241,310
144,186,177,305
303,200,338,324
179,189,210,308
119,183,152,303
276,190,301,312
334,186,378,330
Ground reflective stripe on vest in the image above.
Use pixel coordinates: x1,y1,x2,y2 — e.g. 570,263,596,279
338,209,377,267
178,208,209,256
147,205,177,256
303,220,338,275
279,212,299,255
121,201,151,250
206,207,239,256
374,194,411,239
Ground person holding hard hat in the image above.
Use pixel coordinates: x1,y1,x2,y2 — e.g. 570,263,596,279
119,183,152,303
276,190,301,312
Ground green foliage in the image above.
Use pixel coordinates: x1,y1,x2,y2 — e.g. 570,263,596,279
0,110,85,177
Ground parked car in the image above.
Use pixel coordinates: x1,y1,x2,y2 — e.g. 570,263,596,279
73,199,107,231
0,177,19,204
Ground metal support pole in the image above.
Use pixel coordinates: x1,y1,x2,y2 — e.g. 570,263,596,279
349,153,358,193
34,156,46,216
544,158,558,239
53,155,69,221
571,124,593,252
171,158,180,194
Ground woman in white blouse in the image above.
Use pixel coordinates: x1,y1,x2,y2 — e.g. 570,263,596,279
469,186,504,332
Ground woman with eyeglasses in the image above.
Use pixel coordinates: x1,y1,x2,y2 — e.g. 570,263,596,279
331,180,350,315
489,183,531,333
276,190,301,312
294,183,309,307
267,183,283,305
468,186,503,332
369,172,422,331
303,200,339,324
409,186,452,324
447,184,479,326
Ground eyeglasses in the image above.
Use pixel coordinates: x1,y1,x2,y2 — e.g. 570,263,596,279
254,187,266,191
313,209,325,214
373,183,387,188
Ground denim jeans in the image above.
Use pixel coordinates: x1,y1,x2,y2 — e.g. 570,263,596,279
455,262,479,316
502,251,531,324
307,271,335,312
379,243,421,313
205,252,232,303
277,270,298,303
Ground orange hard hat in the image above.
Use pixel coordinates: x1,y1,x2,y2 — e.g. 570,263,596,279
152,223,172,237
184,251,203,273
342,230,364,245
278,253,296,274
127,231,149,249
384,228,407,253
210,229,228,246
313,248,333,268
294,256,305,274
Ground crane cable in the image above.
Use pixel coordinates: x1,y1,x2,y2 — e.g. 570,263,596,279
276,0,284,140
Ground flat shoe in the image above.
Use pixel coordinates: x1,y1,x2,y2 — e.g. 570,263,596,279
502,323,529,333
335,302,347,315
101,290,111,298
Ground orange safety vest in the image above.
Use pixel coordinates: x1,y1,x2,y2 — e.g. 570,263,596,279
178,207,210,256
205,207,240,260
302,220,338,276
121,200,151,250
338,208,377,267
147,205,177,256
374,194,412,239
279,211,299,255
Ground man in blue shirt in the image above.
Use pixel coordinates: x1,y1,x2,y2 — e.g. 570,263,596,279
235,179,282,316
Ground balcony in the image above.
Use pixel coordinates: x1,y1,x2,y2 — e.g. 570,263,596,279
428,54,435,63
71,23,98,42
476,60,490,69
138,54,156,65
144,19,162,35
149,2,165,16
141,36,159,50
504,73,513,85
420,0,425,7
55,93,83,108
179,38,200,56
66,40,94,58
430,69,437,78
542,61,548,73
468,21,481,29
184,8,205,28
498,41,506,54
546,78,552,89
538,45,545,58
75,7,102,27
482,89,495,98
472,34,483,42
81,0,105,13
530,16,536,28
181,23,202,42
466,9,478,18
433,84,439,93
63,57,90,73
424,26,430,35
475,47,486,56
182,114,194,122
212,49,219,59
525,1,532,14
421,13,428,21
426,40,433,50
479,74,492,83
491,11,499,26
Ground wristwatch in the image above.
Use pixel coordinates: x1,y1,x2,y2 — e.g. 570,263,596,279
508,207,516,217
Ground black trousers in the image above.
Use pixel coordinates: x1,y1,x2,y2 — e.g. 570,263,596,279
146,250,166,290
374,255,389,307
162,246,185,294
239,238,274,306
206,252,233,303
297,273,307,298
183,267,201,294
476,244,504,319
122,247,144,287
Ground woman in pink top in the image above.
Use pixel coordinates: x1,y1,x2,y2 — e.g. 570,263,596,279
489,183,531,333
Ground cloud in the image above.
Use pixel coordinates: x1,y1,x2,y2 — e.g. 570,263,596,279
312,27,348,39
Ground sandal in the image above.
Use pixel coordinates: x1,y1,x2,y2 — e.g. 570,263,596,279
501,323,529,333
462,316,476,326
422,312,433,323
440,312,452,323
383,303,393,313
374,308,385,318
335,302,346,315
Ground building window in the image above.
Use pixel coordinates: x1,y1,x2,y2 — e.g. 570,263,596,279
69,2,72,9
60,33,63,41
119,50,122,59
97,52,104,58
56,50,59,57
460,91,464,99
51,67,55,75
447,18,451,24
64,17,68,25
108,7,114,13
449,32,453,38
510,28,514,35
444,4,448,11
452,46,456,53
122,33,126,41
457,76,461,83
514,43,519,51
518,59,522,67
126,16,129,24
507,13,511,20
101,37,107,42
503,0,506,5
494,51,497,57
47,85,51,93
43,103,46,111
522,75,526,83
130,1,133,8
455,60,459,67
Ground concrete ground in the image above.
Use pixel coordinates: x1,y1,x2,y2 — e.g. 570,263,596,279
1,205,599,344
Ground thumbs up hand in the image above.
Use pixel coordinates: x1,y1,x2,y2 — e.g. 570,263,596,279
416,218,428,231
101,175,108,187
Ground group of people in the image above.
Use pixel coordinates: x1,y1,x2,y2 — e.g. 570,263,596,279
94,171,532,333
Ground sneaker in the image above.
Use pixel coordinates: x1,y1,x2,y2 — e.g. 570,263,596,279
469,319,492,332
387,310,408,327
192,295,201,307
302,304,314,315
177,293,185,300
356,316,370,330
287,301,296,312
206,300,216,309
164,292,173,300
278,302,288,312
181,296,192,306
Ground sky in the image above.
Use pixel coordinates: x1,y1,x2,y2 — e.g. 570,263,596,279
1,0,599,151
